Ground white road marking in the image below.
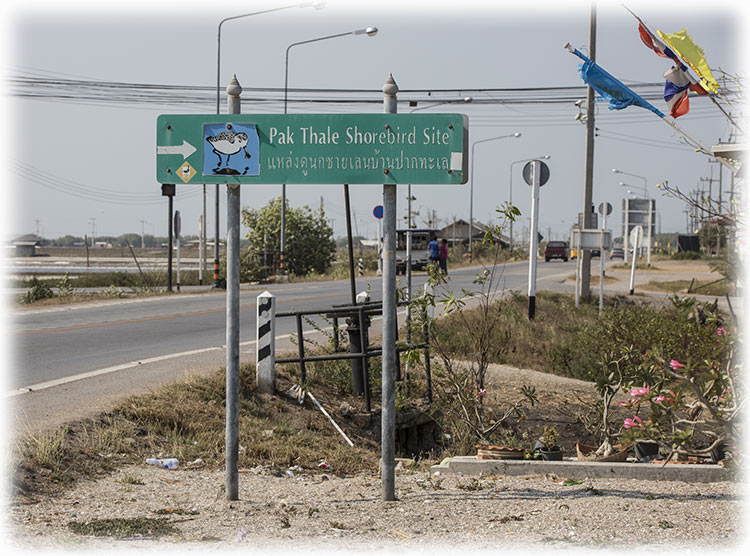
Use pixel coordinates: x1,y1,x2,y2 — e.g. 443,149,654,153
7,310,393,396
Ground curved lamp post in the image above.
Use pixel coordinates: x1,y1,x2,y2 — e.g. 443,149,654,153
613,168,648,197
618,181,649,199
469,132,521,261
279,26,378,276
213,2,324,287
409,97,473,113
509,155,550,251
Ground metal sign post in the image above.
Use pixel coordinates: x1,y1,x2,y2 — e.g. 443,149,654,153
381,74,398,502
523,159,549,320
224,76,242,502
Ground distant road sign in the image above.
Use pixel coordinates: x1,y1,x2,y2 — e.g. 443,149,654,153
522,160,550,187
630,225,644,249
373,205,384,219
173,210,181,238
598,202,613,215
156,114,468,186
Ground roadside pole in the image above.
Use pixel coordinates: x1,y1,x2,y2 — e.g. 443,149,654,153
161,184,175,292
225,75,242,501
646,199,653,267
575,234,581,309
381,73,398,502
599,214,605,317
527,160,540,319
598,202,612,317
201,186,206,285
405,184,412,389
629,225,642,296
580,2,597,299
174,210,182,292
377,216,383,276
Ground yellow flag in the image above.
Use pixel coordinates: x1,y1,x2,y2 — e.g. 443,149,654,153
657,29,720,94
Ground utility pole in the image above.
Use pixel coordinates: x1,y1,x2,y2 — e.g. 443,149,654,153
140,219,147,249
89,217,96,247
580,1,596,299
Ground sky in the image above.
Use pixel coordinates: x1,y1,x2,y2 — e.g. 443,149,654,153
2,0,747,245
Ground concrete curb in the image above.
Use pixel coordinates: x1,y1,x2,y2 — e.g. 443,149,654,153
431,456,729,483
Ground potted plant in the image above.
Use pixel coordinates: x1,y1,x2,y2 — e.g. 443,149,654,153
476,432,528,460
538,426,563,461
633,440,660,463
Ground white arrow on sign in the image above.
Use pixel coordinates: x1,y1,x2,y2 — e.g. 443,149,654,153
156,140,197,160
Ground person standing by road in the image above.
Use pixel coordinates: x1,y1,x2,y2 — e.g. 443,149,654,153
439,238,449,274
428,235,440,270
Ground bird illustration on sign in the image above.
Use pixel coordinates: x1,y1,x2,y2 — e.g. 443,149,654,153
207,131,250,173
203,123,260,177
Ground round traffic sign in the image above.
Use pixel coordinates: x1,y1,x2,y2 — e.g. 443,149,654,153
173,210,181,238
522,160,550,187
598,202,613,215
373,205,384,219
630,225,643,249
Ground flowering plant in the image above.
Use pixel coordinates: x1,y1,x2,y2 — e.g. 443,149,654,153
616,300,742,463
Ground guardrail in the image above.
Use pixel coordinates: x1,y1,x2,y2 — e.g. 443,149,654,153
265,298,432,413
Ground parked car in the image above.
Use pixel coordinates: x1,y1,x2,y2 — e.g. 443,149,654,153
544,241,569,262
610,247,625,259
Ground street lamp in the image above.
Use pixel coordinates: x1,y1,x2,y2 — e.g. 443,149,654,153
612,168,648,197
280,26,378,276
509,155,550,252
212,2,324,288
409,97,473,113
618,181,649,198
469,133,521,261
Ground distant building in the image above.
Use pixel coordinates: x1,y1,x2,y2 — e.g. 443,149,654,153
10,234,42,257
439,219,509,249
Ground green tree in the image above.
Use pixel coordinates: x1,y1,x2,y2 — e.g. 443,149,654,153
241,197,336,276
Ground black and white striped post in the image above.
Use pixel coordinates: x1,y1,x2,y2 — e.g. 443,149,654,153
358,257,364,276
256,291,276,394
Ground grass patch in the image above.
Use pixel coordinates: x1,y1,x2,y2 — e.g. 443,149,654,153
67,517,177,538
641,278,732,296
12,362,380,501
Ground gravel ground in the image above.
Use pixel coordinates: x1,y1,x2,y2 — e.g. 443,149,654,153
8,462,746,553
7,362,747,553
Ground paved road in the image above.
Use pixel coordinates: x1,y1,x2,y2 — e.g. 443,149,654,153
10,260,576,391
9,258,735,432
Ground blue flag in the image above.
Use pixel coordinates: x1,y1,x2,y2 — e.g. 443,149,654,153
568,46,665,118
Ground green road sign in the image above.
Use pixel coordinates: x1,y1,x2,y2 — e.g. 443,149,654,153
156,114,468,185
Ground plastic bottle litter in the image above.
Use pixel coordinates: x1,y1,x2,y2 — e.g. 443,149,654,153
145,457,179,469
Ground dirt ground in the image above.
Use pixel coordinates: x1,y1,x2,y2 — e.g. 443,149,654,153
8,362,745,552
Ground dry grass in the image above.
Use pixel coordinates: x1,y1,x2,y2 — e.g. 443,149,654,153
12,363,381,502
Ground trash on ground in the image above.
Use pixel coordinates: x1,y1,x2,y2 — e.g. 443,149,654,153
145,458,179,469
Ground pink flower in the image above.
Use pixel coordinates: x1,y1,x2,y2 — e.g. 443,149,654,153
623,415,644,429
654,395,665,403
477,389,486,398
669,360,685,371
717,327,727,336
630,386,650,398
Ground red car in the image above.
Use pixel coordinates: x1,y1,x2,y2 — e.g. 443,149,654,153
544,241,569,262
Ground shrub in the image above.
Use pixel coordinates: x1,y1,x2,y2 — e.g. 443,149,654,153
22,278,55,304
